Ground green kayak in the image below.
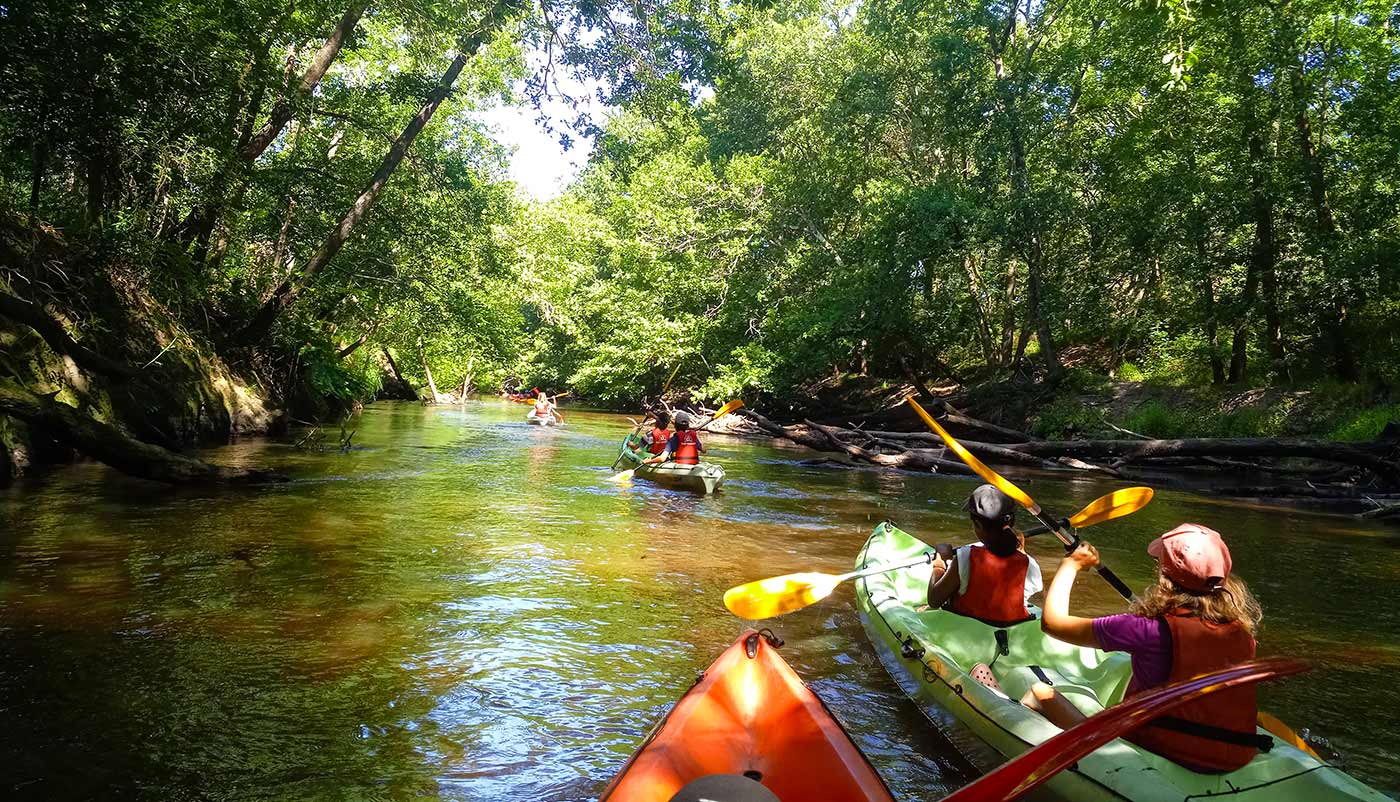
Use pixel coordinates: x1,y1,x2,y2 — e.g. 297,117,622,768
855,521,1391,802
615,435,725,494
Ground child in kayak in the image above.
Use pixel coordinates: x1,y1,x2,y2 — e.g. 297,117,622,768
1026,523,1266,773
533,392,559,422
925,484,1043,627
643,411,706,465
639,411,672,455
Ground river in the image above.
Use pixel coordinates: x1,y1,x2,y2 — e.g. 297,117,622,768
2,401,1397,800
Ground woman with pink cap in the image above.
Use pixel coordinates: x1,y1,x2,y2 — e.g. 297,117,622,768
1023,523,1267,774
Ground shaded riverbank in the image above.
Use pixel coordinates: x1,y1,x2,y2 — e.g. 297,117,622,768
2,401,1398,800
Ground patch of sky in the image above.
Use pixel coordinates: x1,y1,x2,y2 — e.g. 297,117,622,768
467,47,614,200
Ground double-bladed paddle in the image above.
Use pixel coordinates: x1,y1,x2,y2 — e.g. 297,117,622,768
722,486,1153,620
907,397,1137,600
937,658,1310,802
608,399,744,483
906,400,1324,760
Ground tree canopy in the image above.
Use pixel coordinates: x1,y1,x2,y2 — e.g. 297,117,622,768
1,0,1397,413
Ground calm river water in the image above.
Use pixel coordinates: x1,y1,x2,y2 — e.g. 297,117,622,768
2,401,1398,800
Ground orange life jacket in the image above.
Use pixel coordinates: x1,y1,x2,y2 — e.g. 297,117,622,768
674,429,701,465
948,547,1033,627
1126,611,1261,773
648,427,671,455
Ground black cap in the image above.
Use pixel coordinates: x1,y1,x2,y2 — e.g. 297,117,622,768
667,774,780,802
674,411,692,428
964,484,1015,524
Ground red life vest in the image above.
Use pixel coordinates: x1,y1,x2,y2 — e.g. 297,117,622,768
1126,611,1260,773
673,429,701,465
647,427,671,455
948,547,1033,627
534,400,550,416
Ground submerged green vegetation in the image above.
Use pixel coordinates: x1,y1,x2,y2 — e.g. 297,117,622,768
1,0,1398,465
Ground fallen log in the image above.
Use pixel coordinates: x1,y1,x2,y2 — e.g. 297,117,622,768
1359,502,1400,520
744,408,1400,497
0,379,285,484
748,412,977,475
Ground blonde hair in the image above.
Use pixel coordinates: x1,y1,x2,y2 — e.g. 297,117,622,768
1129,573,1263,636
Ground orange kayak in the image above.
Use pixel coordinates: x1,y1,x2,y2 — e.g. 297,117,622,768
600,631,897,802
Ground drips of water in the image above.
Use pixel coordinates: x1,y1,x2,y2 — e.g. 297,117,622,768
1,401,1397,800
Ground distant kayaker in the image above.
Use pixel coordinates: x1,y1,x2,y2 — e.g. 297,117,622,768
643,411,706,465
640,411,672,456
924,484,1043,627
1026,523,1266,773
533,392,559,422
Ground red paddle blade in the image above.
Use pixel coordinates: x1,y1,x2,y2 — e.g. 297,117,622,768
939,658,1310,802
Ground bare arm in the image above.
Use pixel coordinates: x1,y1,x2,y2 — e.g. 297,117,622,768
927,555,961,610
1040,542,1101,649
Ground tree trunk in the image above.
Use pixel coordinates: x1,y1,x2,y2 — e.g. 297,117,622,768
418,336,441,402
234,4,510,344
240,1,368,162
992,2,1061,380
1286,45,1357,381
999,259,1018,366
1194,223,1226,385
85,150,106,227
0,380,283,484
1248,123,1288,382
29,131,48,222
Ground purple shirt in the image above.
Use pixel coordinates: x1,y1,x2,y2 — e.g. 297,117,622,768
1092,613,1171,694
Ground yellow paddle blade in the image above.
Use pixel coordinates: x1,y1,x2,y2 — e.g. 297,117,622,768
1068,487,1154,528
1257,712,1322,759
712,399,745,419
906,398,1039,513
606,470,635,483
723,572,842,619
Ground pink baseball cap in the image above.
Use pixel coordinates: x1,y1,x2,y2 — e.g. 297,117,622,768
1147,523,1232,593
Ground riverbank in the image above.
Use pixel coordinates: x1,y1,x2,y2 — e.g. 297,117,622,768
690,373,1400,519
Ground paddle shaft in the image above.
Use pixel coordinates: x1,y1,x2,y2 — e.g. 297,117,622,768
1031,507,1136,601
906,398,1135,601
837,553,934,584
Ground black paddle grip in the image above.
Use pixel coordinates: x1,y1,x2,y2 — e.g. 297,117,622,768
1096,565,1135,601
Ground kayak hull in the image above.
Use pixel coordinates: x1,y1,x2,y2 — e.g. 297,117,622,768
634,460,725,494
600,631,896,802
855,522,1391,802
527,411,558,426
616,437,724,494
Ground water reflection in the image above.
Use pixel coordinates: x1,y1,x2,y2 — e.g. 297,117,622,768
0,401,1397,800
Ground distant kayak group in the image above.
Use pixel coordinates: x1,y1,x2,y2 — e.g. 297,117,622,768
570,396,1395,802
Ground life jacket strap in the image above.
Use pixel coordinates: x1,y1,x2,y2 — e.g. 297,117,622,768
1147,715,1273,752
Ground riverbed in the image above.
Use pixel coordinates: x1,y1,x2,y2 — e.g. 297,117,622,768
2,401,1397,800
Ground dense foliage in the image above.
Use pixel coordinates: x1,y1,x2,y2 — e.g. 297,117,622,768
1,0,1397,415
513,0,1400,406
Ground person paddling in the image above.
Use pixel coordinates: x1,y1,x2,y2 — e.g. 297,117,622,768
640,411,672,456
1025,523,1267,773
533,392,559,423
924,484,1043,628
643,411,705,466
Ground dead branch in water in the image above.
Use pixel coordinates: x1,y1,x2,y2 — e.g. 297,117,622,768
740,407,1400,513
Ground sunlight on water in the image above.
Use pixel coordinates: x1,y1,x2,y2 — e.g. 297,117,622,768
2,401,1398,800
